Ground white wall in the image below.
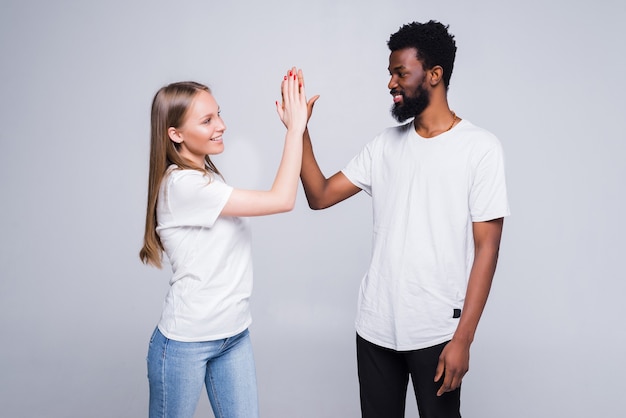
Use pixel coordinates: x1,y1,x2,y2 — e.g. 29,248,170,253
1,0,624,417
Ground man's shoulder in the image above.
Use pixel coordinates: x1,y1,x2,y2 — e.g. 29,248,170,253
455,120,501,147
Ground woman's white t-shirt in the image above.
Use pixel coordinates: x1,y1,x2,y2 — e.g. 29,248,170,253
155,166,253,342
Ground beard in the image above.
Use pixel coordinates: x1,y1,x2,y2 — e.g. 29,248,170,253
390,84,430,122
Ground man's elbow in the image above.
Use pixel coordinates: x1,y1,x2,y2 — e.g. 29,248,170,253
306,196,331,210
303,190,331,210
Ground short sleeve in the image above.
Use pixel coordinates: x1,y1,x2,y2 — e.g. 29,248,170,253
342,141,373,195
469,141,510,222
160,170,233,228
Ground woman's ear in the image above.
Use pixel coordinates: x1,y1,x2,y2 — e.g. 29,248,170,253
168,127,183,144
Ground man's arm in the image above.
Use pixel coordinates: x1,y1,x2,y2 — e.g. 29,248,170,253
434,217,504,396
295,70,361,209
300,128,361,209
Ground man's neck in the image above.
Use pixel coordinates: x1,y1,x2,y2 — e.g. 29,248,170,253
413,99,458,138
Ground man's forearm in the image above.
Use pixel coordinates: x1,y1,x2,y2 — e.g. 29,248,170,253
300,128,329,209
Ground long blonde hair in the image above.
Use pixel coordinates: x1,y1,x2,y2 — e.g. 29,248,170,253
139,81,221,268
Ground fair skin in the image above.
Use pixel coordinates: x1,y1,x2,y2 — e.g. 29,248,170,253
298,49,503,395
168,91,227,167
169,67,308,217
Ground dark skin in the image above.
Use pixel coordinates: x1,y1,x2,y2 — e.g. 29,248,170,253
297,48,504,396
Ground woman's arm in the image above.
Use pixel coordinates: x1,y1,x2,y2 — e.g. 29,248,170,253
221,67,308,217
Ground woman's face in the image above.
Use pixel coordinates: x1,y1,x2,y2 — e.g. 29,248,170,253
171,90,226,167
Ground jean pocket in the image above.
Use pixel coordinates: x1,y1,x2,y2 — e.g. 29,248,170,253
149,327,160,344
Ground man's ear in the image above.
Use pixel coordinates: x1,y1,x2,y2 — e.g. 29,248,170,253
429,66,444,86
168,127,183,144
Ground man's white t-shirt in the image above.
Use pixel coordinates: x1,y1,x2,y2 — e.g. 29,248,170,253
342,119,510,351
155,166,253,342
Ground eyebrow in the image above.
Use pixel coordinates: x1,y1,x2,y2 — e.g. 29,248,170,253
388,65,406,73
199,108,220,120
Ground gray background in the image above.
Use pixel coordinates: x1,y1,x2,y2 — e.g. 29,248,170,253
1,0,625,417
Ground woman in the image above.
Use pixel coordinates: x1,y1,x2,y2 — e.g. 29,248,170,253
139,68,308,417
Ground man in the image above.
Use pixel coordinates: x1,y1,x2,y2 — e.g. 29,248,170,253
299,21,510,417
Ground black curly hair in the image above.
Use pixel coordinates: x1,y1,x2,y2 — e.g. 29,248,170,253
387,20,457,89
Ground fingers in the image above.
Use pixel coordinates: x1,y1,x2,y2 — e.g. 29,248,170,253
277,74,288,120
275,99,284,119
434,356,447,396
287,67,308,108
435,357,453,397
297,68,319,122
281,67,298,105
434,358,465,397
277,71,291,124
307,95,320,122
297,68,304,90
434,357,444,383
288,67,299,103
436,373,452,397
278,68,294,116
276,68,297,123
437,372,462,397
277,67,310,131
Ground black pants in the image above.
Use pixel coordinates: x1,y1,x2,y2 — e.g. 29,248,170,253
356,334,461,418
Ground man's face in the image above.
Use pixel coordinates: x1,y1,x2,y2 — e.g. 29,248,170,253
387,48,430,122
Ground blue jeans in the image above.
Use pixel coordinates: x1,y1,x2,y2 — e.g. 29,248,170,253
147,327,259,418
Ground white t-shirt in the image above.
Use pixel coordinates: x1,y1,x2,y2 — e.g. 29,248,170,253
155,166,253,342
342,119,510,351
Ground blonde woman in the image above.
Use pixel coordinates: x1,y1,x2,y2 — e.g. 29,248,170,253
140,68,308,418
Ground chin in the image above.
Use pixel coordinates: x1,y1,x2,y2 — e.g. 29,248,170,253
391,106,413,123
208,145,225,155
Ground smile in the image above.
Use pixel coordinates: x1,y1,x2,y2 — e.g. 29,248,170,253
391,90,403,103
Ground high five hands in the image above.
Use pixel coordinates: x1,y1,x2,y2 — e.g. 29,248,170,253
276,67,320,128
276,67,308,134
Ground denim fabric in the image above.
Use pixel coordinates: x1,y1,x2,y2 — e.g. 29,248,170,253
147,327,259,418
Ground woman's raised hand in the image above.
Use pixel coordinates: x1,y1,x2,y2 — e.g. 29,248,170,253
276,67,308,134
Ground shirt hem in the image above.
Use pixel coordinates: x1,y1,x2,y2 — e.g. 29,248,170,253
356,326,454,352
158,319,251,343
472,210,511,223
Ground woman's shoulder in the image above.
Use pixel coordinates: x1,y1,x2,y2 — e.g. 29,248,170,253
166,165,214,183
163,166,230,199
